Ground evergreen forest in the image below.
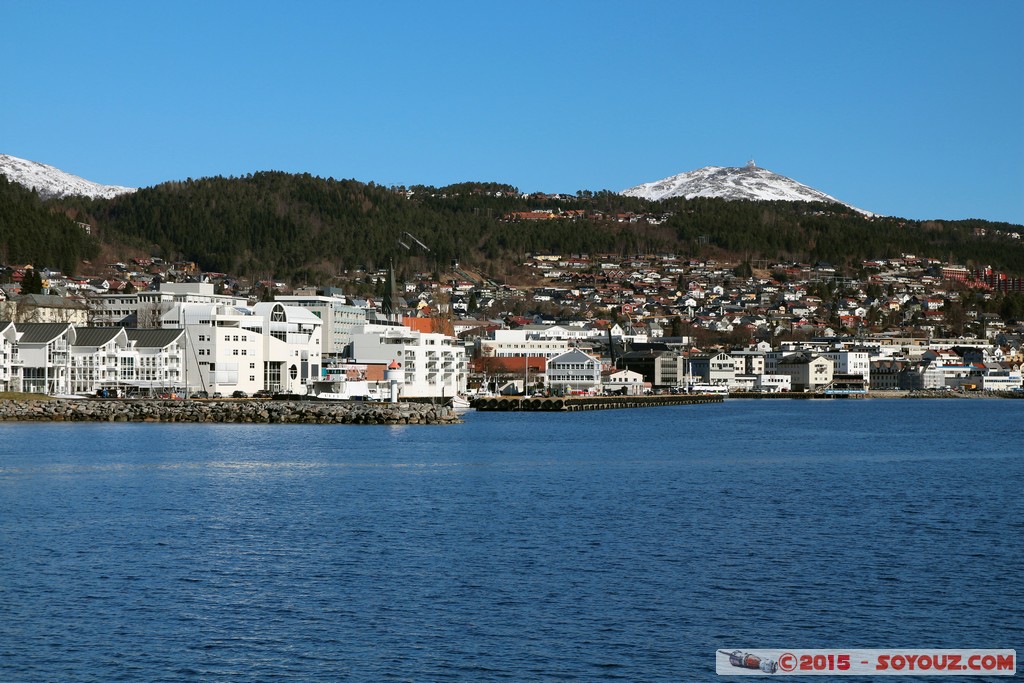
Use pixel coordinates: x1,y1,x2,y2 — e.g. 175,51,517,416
3,170,1023,281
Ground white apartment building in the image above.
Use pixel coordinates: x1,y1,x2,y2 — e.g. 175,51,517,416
349,322,467,399
126,329,186,394
477,329,569,359
0,320,16,391
69,328,134,394
162,302,322,396
14,322,75,394
821,349,871,383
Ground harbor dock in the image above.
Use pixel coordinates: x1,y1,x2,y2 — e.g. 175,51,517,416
472,394,724,412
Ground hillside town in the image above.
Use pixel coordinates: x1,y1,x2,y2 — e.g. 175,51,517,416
1,250,1023,399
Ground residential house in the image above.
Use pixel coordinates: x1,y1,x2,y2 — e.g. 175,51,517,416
603,368,645,395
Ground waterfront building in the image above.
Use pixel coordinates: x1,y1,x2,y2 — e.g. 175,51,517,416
0,320,15,391
687,352,736,387
775,352,834,392
349,323,467,399
821,349,871,384
69,327,133,395
545,348,602,395
978,369,1023,391
604,368,645,395
869,360,924,390
654,352,690,388
125,329,185,395
13,322,75,394
162,301,322,396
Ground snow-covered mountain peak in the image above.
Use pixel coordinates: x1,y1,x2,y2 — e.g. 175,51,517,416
0,154,137,199
621,163,874,216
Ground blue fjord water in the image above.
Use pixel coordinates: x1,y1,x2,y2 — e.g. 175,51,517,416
1,399,1022,681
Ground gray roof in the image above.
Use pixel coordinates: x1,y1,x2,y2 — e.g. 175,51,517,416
14,293,88,310
125,328,184,349
15,322,74,344
73,327,125,347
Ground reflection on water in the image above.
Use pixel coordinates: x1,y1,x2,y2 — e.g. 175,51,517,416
1,400,1022,681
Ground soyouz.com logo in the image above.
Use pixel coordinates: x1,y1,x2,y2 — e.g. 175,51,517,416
716,649,1016,676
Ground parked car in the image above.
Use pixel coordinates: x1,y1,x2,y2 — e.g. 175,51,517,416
253,389,274,399
231,390,248,398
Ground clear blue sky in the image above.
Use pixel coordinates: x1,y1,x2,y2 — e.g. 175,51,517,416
3,0,1022,224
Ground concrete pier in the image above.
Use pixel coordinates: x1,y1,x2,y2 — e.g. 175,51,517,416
472,394,724,412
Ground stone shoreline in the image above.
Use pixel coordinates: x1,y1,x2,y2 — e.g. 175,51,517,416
0,399,462,425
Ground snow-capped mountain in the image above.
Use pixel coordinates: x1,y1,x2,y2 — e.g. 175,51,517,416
0,153,136,199
622,162,873,215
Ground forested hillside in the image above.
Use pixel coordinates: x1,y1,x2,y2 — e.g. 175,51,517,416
3,170,1022,281
0,175,100,273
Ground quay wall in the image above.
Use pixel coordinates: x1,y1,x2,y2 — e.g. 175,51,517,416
473,394,723,412
0,399,461,425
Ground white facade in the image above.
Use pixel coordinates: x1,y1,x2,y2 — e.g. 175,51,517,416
822,349,871,383
478,329,569,359
14,323,74,394
979,369,1023,391
349,323,467,399
0,321,16,391
275,294,366,357
69,328,134,394
605,369,645,395
546,349,602,394
163,302,322,396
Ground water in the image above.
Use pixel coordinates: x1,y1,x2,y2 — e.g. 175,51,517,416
1,399,1021,681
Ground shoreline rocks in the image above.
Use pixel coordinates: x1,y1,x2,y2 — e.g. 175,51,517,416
0,399,462,425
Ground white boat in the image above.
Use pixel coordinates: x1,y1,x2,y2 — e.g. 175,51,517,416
449,394,472,412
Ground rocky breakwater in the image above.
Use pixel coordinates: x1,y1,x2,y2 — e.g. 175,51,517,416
0,399,462,425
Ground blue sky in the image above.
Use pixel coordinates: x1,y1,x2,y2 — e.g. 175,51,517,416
3,1,1022,224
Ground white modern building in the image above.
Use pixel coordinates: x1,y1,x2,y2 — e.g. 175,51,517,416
275,294,366,357
821,349,871,384
348,322,467,399
126,329,186,395
162,301,323,396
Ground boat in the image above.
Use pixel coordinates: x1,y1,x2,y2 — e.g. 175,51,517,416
309,366,383,401
448,394,472,412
